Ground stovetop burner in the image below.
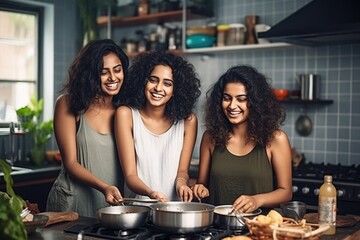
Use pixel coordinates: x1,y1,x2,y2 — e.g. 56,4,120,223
293,162,360,183
64,223,248,240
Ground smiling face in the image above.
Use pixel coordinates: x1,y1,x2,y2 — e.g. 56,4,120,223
100,52,124,96
222,82,249,125
144,65,174,107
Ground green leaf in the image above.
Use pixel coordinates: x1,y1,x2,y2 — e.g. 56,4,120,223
0,160,27,240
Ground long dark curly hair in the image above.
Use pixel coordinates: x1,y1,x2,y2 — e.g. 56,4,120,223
62,39,129,115
205,65,286,148
120,51,201,124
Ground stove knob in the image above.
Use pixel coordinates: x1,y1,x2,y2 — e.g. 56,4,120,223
292,186,298,193
302,187,310,194
337,189,345,197
314,188,320,196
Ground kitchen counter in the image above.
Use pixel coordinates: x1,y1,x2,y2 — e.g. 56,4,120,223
27,215,360,240
0,162,61,211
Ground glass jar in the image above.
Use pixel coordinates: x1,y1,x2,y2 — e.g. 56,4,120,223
226,23,246,45
216,24,230,47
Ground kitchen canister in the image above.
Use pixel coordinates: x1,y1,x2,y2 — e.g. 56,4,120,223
226,23,246,45
298,74,320,100
245,15,259,44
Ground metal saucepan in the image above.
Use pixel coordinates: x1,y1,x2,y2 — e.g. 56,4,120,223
214,205,262,229
96,205,150,229
150,201,215,234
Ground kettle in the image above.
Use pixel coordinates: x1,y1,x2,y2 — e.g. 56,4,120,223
297,74,320,100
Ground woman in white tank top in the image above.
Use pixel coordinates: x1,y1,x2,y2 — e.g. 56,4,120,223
114,51,201,202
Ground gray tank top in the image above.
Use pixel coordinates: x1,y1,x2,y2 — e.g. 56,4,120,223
208,145,273,205
46,113,123,217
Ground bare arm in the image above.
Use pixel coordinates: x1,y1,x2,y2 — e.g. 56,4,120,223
175,113,198,202
233,130,292,212
192,131,214,200
54,95,122,204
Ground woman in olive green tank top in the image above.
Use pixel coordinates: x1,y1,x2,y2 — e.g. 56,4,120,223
192,65,292,213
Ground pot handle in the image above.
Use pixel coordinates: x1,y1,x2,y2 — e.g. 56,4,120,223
122,198,158,204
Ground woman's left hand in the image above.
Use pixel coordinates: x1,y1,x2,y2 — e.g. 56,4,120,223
232,195,259,213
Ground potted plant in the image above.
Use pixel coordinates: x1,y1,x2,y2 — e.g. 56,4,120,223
15,97,53,166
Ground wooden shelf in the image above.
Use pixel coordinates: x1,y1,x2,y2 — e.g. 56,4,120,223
279,99,334,104
124,43,291,58
97,9,211,27
183,42,292,54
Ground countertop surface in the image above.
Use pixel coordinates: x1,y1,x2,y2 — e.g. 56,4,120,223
27,215,360,240
0,162,61,184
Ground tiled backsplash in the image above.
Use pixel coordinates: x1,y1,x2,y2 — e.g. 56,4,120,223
187,0,360,165
4,0,357,166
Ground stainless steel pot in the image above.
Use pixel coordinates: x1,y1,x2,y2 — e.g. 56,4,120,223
150,201,215,233
96,205,150,229
214,205,262,229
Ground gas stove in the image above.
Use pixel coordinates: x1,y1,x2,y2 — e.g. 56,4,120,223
291,162,360,215
64,223,248,240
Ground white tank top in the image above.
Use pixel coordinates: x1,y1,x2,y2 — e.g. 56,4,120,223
128,108,184,200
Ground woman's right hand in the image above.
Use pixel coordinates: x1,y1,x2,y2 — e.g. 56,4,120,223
191,184,209,200
149,191,169,202
104,185,123,205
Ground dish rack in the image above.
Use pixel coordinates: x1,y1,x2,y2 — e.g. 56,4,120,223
245,217,330,240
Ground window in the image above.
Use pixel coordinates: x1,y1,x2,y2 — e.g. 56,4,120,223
0,1,42,124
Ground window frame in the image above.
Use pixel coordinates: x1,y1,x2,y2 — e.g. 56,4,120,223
0,0,54,132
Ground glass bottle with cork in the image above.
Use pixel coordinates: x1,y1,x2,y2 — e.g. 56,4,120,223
318,175,337,235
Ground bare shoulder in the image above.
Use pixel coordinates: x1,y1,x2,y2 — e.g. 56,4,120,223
54,94,72,115
267,129,291,157
184,113,198,124
272,129,289,143
55,94,68,107
115,105,132,118
201,131,215,149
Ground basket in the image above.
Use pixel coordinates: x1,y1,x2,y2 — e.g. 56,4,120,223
245,217,330,240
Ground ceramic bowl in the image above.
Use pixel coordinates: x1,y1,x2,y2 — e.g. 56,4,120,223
273,89,289,100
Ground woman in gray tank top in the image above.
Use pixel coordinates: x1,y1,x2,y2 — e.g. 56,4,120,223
46,39,129,217
193,65,292,213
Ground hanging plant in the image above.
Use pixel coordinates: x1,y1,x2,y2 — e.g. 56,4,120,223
77,0,99,45
77,0,117,45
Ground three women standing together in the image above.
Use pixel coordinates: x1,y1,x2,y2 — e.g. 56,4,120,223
47,39,292,217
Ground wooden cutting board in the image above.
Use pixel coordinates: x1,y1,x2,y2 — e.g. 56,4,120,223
304,213,357,228
38,212,79,226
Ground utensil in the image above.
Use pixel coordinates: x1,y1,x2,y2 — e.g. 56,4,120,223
150,201,214,233
214,205,262,229
280,201,307,222
234,211,245,225
20,207,31,219
97,205,150,229
295,112,312,136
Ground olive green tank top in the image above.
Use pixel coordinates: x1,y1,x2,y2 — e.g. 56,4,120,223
208,145,273,205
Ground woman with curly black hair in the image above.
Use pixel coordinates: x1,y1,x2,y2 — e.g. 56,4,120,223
115,51,201,202
192,65,292,213
47,39,129,217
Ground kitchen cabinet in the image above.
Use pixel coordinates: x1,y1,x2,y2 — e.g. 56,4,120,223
97,3,292,57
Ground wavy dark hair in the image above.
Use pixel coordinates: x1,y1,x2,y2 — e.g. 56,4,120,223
61,39,129,115
120,51,201,123
205,65,286,148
